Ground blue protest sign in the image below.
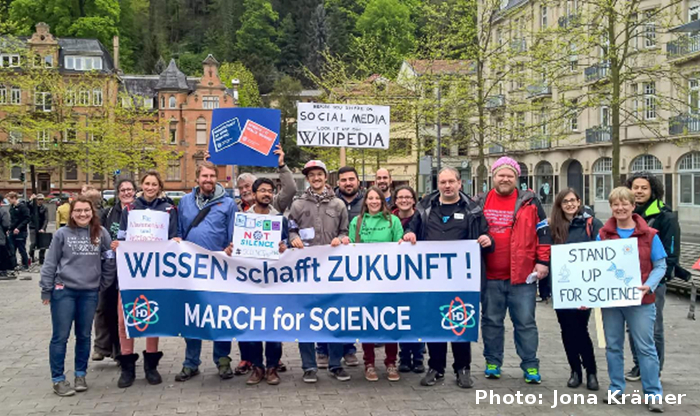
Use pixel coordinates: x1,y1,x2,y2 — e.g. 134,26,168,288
208,108,281,167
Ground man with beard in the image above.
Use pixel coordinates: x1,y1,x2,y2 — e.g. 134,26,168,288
175,161,238,382
375,168,393,206
237,177,288,386
288,160,351,383
236,145,296,213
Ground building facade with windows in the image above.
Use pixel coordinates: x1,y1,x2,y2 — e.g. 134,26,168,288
477,0,700,235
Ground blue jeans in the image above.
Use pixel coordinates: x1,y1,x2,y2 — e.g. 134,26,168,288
399,342,425,365
482,279,540,371
316,342,356,356
602,304,662,397
300,343,343,371
630,283,666,371
49,288,99,382
182,339,232,369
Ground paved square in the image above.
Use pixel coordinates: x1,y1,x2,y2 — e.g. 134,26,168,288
1,275,698,415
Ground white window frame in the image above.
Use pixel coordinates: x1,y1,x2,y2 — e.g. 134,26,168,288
78,90,90,106
691,80,700,114
679,152,700,206
644,81,657,120
169,96,176,109
541,5,548,28
10,165,22,181
37,130,50,150
143,98,153,109
593,158,613,201
202,96,220,109
34,89,52,112
691,2,700,22
644,10,657,48
196,117,208,145
630,154,663,173
93,89,103,106
601,106,610,127
10,86,21,105
9,130,22,144
64,56,102,71
0,85,6,104
0,54,20,68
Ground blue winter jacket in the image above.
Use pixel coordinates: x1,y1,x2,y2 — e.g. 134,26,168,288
178,183,237,251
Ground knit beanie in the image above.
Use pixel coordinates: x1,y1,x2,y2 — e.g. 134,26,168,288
491,156,521,176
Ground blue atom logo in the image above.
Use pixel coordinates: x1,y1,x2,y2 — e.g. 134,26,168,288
439,297,476,336
124,295,160,332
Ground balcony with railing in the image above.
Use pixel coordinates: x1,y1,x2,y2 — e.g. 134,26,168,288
669,113,700,136
526,83,552,99
585,125,612,143
510,38,527,53
485,94,505,109
558,14,580,28
530,136,550,150
667,34,700,59
489,144,505,154
584,61,609,83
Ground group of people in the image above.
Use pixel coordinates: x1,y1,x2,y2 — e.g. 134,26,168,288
32,150,682,412
0,191,50,279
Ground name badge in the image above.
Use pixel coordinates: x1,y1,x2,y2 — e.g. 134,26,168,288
454,213,465,220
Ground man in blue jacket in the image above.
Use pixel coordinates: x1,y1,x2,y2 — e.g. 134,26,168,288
174,161,238,382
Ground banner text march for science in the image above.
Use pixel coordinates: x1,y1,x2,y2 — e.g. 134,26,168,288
116,240,481,343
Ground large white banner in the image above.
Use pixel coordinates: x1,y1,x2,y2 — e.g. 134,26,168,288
296,103,390,149
552,238,643,309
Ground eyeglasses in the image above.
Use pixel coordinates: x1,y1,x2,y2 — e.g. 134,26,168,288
562,198,579,206
73,209,92,214
256,189,274,195
119,188,135,193
396,196,414,201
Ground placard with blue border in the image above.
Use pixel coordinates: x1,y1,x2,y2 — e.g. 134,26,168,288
208,108,281,167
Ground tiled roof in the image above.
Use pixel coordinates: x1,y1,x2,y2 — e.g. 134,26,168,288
155,59,190,91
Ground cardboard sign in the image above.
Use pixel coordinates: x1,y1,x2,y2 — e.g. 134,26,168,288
232,212,282,260
125,210,169,242
552,238,643,309
297,103,390,149
208,108,281,167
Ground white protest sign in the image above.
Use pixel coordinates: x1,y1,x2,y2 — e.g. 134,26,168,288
125,210,169,242
233,212,283,260
296,103,390,149
552,238,643,309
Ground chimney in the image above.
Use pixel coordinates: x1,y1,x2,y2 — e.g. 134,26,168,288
113,36,120,71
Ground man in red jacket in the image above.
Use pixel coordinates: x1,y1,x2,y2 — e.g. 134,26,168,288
477,157,552,384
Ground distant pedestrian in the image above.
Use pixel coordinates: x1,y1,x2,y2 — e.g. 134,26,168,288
7,192,31,273
28,194,49,265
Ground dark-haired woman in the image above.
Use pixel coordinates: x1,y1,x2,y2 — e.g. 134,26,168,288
113,170,178,388
623,172,682,381
40,196,116,396
549,189,600,391
349,186,404,382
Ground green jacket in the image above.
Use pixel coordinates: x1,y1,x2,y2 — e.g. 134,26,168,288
349,212,404,243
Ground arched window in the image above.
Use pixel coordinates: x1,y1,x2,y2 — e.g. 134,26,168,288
678,152,700,205
196,117,207,145
169,96,176,109
518,162,529,190
630,154,662,174
535,161,553,204
593,157,612,201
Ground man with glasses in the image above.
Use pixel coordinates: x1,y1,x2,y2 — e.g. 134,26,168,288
92,178,136,361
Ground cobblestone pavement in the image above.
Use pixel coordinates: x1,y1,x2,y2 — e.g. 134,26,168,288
1,273,699,416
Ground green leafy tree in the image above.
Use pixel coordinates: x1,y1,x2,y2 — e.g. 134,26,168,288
219,61,263,107
269,75,306,168
236,0,280,93
276,14,300,76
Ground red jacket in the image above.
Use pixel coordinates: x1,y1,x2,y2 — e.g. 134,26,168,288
598,214,657,305
478,189,552,285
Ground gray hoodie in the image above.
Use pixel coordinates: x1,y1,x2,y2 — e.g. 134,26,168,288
39,225,116,300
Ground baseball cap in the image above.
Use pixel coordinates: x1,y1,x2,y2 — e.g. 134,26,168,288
302,160,328,176
36,194,45,200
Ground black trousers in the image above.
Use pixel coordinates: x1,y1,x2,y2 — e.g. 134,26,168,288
555,309,597,375
427,342,471,374
93,279,121,357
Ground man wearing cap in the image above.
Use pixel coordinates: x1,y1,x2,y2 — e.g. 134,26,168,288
29,194,49,265
287,160,351,383
476,156,552,384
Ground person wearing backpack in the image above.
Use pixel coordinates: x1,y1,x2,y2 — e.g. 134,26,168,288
624,172,687,382
349,186,405,382
549,189,601,391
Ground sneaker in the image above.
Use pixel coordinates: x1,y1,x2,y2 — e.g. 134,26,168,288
420,369,444,386
277,360,287,373
218,357,234,380
91,352,106,361
649,402,664,413
398,363,412,373
234,360,251,375
387,365,400,382
246,366,265,385
174,366,200,382
302,369,318,383
74,376,87,392
53,380,75,397
365,365,379,382
343,353,359,367
524,368,542,384
625,365,641,381
331,367,351,381
484,363,501,379
456,369,473,388
316,354,329,369
266,367,281,385
0,273,17,281
413,362,426,373
606,391,623,405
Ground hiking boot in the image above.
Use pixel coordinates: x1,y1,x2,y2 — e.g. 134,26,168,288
246,366,265,385
316,354,329,369
456,368,473,388
143,351,163,385
266,367,281,385
413,362,426,373
52,380,75,397
586,373,599,391
567,371,582,388
218,357,234,380
302,369,318,383
387,364,400,382
420,369,444,386
175,366,200,382
91,351,106,361
484,363,501,379
649,402,664,413
331,367,351,381
116,353,139,388
625,365,641,381
277,360,287,372
343,353,359,367
74,376,88,392
524,368,542,384
364,365,379,382
235,360,251,375
398,362,412,373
